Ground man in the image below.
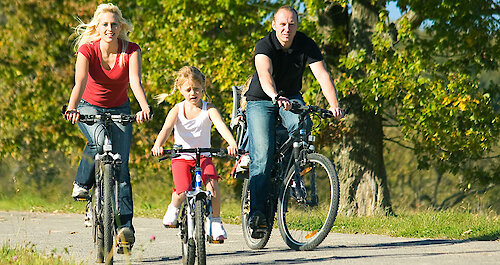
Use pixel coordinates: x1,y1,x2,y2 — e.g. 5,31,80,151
244,6,343,238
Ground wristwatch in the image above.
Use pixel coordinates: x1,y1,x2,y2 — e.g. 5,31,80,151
272,95,280,105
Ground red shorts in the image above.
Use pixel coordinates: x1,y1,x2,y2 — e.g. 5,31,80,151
171,157,220,194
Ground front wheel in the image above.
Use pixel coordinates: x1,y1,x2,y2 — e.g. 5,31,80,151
102,163,115,264
277,153,339,251
241,179,273,249
180,204,195,265
195,199,206,265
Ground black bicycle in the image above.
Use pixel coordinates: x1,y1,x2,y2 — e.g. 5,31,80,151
231,86,340,251
63,106,136,264
158,146,230,265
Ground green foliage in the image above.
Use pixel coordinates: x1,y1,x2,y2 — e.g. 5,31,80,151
1,243,80,265
0,0,498,213
336,1,499,187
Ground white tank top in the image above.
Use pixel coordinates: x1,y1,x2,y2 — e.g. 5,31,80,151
174,100,212,160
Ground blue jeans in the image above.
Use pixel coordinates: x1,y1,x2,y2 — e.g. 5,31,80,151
246,96,311,216
76,100,134,230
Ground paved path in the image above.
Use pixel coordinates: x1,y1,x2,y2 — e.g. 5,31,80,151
1,211,499,264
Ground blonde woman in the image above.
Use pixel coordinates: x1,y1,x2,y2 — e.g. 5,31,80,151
64,3,151,250
151,66,238,241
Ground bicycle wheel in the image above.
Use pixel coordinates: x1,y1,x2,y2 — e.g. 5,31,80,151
277,153,339,251
241,179,273,249
93,187,104,263
195,199,206,265
180,204,195,265
102,163,114,264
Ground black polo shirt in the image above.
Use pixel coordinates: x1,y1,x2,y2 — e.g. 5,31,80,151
245,30,323,101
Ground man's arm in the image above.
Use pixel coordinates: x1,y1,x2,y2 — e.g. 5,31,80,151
255,54,291,109
309,60,343,118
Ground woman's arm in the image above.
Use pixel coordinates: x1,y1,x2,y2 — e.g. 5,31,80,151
65,52,89,124
129,49,151,123
208,105,238,156
151,104,179,156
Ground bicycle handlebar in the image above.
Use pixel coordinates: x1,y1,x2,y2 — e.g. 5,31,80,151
289,101,334,119
62,105,136,125
158,147,231,162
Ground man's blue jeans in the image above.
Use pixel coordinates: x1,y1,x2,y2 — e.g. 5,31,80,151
246,96,311,216
76,100,134,230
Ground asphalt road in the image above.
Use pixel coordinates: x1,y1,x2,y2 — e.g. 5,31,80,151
1,211,499,264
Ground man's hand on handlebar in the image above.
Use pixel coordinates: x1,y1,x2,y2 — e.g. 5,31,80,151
273,95,291,111
329,107,344,120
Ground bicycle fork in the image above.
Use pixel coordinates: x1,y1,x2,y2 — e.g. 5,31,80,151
94,136,122,227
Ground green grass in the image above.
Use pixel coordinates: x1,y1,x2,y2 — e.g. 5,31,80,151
1,243,82,265
2,193,500,241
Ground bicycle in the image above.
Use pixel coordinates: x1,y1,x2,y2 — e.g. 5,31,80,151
158,146,231,265
62,106,136,264
230,86,340,251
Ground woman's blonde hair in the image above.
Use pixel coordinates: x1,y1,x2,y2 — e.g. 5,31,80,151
72,3,133,66
155,66,209,104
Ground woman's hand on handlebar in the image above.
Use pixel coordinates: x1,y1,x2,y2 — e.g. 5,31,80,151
151,145,164,157
136,106,152,123
65,109,80,124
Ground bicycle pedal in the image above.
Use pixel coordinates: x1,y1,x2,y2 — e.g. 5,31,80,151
208,238,224,244
73,197,89,202
163,223,179,228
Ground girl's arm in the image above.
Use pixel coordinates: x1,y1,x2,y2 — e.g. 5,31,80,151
151,104,179,156
129,49,151,123
65,52,89,124
207,104,238,156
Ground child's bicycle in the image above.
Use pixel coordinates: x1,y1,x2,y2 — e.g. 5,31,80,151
158,146,231,265
62,106,137,264
230,86,340,251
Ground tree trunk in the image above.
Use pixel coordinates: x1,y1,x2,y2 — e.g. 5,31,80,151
318,0,394,216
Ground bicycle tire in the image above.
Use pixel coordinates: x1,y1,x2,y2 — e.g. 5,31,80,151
180,204,195,265
103,163,114,264
93,187,104,263
277,153,339,251
241,179,273,249
195,199,206,265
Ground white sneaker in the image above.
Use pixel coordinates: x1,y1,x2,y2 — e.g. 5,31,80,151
163,204,180,227
72,183,89,199
239,154,250,169
207,217,227,241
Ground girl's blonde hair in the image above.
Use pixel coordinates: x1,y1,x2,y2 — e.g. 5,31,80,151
155,66,209,104
73,3,133,67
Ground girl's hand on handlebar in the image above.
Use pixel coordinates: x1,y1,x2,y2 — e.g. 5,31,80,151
329,107,344,120
136,107,152,123
65,109,80,124
226,144,238,157
151,145,164,157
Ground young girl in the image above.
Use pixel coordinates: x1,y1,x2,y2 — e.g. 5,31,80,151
151,66,237,241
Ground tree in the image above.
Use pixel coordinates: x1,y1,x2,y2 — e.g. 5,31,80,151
309,0,499,215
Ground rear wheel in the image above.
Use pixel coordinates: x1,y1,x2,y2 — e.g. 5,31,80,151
102,163,114,264
277,153,339,250
195,199,206,265
241,179,273,249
